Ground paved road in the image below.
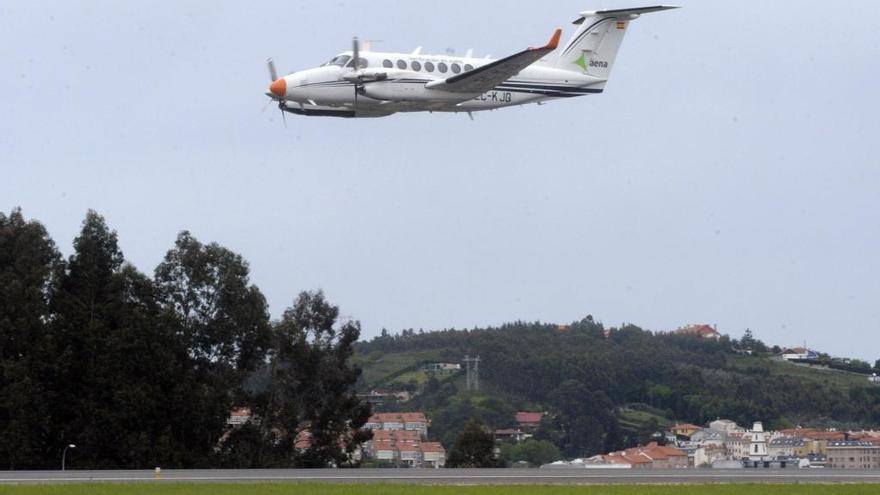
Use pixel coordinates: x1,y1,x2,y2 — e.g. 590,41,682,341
3,468,880,484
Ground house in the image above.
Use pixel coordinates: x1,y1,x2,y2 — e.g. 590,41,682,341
362,417,444,467
768,437,811,459
371,440,397,462
693,444,727,467
778,428,846,454
869,374,880,384
606,452,654,469
227,407,252,427
366,412,429,438
671,423,702,438
494,429,529,443
827,441,880,469
580,454,637,468
423,363,461,372
780,347,819,361
709,419,742,433
515,412,544,430
673,324,721,340
421,442,447,468
725,432,750,460
357,390,412,406
398,443,421,466
690,429,725,447
608,442,688,469
402,412,430,436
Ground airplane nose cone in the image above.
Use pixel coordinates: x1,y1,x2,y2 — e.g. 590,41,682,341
269,78,286,98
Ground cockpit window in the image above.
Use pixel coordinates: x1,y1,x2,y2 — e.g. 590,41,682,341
327,55,351,67
345,57,369,69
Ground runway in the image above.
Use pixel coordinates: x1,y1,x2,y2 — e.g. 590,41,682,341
3,468,880,484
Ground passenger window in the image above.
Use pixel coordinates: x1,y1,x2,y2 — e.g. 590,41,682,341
438,63,448,73
451,63,461,74
464,64,474,71
424,62,435,72
357,58,369,69
412,61,422,71
383,59,393,68
397,60,407,70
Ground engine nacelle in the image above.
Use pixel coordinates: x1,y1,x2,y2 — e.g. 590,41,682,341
361,80,475,103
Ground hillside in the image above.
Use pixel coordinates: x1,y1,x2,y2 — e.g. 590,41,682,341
354,320,880,457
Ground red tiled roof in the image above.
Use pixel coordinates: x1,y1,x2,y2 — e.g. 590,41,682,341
782,347,808,354
673,423,701,430
421,442,445,453
401,412,428,423
619,442,687,461
371,429,421,442
294,430,312,450
780,428,845,441
674,324,718,336
372,440,395,451
368,412,428,424
609,452,652,465
515,412,544,424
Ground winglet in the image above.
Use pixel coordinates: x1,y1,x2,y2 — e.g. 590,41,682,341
530,29,562,52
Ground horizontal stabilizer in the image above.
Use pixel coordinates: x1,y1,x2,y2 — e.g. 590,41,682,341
573,5,679,24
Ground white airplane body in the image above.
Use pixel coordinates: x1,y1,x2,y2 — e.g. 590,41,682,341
265,6,678,118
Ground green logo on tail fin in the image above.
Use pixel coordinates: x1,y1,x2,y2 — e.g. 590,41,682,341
573,54,588,71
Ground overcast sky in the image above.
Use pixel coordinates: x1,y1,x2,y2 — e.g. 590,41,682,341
2,0,878,359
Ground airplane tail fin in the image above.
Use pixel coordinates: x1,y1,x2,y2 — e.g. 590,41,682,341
551,6,678,87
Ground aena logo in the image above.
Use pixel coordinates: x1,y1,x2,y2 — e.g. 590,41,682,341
573,54,609,71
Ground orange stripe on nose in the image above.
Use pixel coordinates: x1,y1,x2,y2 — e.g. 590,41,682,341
270,78,286,98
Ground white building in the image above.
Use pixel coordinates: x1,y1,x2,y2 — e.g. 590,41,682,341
780,347,818,361
710,419,742,433
748,422,769,462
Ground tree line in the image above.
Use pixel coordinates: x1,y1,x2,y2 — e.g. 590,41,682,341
0,209,370,470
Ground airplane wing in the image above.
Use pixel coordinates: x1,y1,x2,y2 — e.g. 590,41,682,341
424,29,562,94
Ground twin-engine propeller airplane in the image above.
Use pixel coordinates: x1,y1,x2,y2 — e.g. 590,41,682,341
265,5,678,119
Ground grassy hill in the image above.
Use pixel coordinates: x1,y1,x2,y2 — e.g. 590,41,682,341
354,321,880,456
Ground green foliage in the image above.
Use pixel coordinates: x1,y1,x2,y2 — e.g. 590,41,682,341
0,209,371,469
0,209,62,469
500,439,561,467
228,291,372,468
446,418,500,468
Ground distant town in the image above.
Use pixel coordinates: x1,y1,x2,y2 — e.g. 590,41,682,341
226,407,880,469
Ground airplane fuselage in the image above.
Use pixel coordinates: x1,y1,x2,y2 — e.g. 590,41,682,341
274,51,603,118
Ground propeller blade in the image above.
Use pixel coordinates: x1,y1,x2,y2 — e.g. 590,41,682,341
279,102,287,128
267,58,278,82
352,37,360,69
352,37,361,113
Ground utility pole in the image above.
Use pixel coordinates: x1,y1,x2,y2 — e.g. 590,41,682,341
464,355,481,391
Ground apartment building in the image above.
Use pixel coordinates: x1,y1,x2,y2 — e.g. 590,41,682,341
827,441,880,469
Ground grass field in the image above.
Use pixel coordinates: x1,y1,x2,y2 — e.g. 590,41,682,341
355,349,447,386
3,484,880,495
727,355,869,390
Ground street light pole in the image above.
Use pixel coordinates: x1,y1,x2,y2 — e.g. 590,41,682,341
62,444,76,471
